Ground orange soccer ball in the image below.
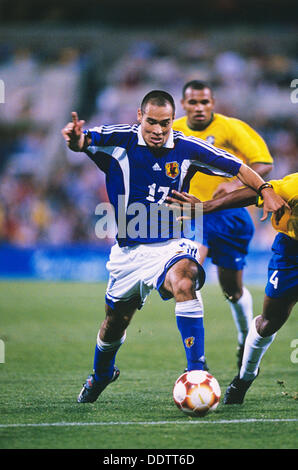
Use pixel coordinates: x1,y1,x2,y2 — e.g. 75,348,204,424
173,370,221,417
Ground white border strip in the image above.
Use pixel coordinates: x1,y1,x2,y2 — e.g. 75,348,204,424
0,418,297,428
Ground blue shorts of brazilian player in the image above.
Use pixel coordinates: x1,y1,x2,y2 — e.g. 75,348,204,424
265,233,298,299
201,208,254,271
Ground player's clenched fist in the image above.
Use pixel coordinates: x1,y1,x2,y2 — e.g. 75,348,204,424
61,111,86,151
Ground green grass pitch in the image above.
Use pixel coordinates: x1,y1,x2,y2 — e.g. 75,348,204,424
0,281,297,450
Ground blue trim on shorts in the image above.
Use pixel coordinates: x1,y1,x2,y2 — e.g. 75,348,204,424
105,294,143,310
156,254,206,301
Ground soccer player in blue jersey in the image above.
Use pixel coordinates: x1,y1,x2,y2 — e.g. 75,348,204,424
61,90,286,404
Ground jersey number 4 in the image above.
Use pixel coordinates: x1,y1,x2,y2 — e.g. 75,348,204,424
269,270,279,290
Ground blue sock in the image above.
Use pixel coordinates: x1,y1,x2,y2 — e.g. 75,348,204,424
93,333,126,382
93,346,117,382
175,299,205,371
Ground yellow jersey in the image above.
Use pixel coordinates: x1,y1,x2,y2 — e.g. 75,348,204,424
173,113,273,201
267,173,298,241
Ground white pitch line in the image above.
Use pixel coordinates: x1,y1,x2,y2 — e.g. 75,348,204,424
0,418,297,428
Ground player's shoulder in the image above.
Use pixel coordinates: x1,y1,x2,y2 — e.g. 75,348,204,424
216,113,258,135
173,129,230,159
215,113,246,128
96,123,138,135
173,129,206,147
88,123,139,146
270,173,298,199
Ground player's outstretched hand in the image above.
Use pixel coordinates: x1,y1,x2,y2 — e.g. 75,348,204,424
166,190,201,220
260,189,290,222
61,111,86,151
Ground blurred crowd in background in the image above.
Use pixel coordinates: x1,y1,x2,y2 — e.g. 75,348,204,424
0,26,297,249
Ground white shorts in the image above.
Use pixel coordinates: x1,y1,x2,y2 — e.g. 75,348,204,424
105,238,205,309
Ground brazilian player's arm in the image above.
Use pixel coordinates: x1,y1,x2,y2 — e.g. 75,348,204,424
204,187,256,213
166,186,288,226
167,163,289,221
166,187,256,219
213,163,273,199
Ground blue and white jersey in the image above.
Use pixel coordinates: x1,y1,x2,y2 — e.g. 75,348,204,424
84,124,242,247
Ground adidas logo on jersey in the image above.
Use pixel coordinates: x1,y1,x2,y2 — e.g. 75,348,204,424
152,163,162,171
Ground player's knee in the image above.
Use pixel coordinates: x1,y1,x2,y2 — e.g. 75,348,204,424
165,259,204,301
218,268,243,302
222,288,243,303
256,314,283,337
171,267,200,300
172,277,195,299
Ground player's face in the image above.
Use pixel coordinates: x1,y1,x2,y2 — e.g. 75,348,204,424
181,87,214,130
137,103,174,148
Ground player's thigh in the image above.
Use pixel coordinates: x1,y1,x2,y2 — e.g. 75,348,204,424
105,244,146,308
196,243,208,265
265,265,298,300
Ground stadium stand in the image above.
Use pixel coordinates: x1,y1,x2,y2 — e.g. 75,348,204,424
0,24,296,279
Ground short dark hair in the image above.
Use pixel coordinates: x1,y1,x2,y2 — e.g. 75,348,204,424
141,90,175,115
182,80,212,98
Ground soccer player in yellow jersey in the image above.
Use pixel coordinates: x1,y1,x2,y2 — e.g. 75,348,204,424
173,80,274,370
166,173,297,404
